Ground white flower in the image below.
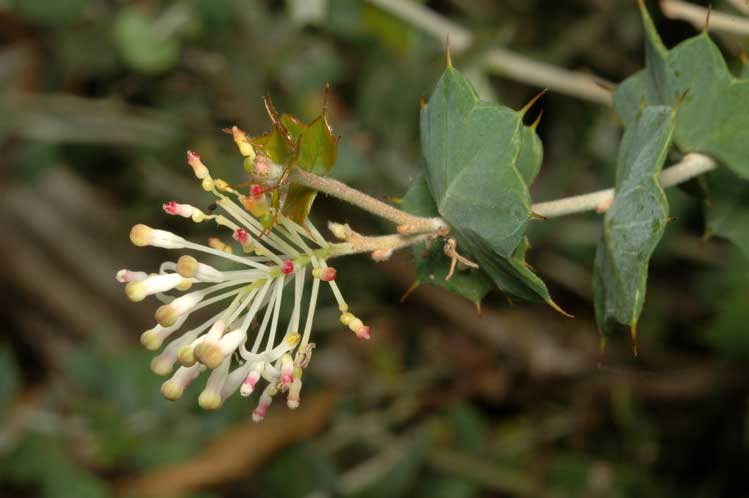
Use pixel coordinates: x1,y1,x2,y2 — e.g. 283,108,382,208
118,149,370,421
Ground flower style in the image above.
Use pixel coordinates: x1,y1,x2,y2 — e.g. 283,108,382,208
117,144,370,422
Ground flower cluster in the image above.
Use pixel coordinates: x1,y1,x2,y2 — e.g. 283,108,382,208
117,135,370,421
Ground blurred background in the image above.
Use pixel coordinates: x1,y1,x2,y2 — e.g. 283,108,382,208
1,0,748,497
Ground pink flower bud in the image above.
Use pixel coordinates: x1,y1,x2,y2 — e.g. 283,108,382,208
240,362,264,397
279,354,294,386
281,259,295,275
252,385,277,422
187,150,209,179
233,228,250,245
163,200,178,215
163,201,194,218
356,325,371,340
312,267,336,282
241,373,259,396
287,374,303,409
116,269,148,283
250,184,265,198
252,401,269,422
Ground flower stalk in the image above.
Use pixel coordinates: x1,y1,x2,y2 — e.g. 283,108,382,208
289,168,446,234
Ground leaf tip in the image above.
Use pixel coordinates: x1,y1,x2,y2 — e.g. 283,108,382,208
530,210,547,220
739,48,748,66
547,299,574,318
520,88,548,117
674,89,690,112
263,92,279,124
445,37,453,68
530,109,544,130
703,4,712,33
637,0,654,25
474,300,482,314
400,281,420,303
419,95,427,110
630,322,639,357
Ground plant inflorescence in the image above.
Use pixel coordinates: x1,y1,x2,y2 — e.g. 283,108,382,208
118,2,749,418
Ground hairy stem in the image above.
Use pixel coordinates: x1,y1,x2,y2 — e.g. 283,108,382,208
290,168,446,233
304,154,716,262
328,233,431,259
366,0,612,105
532,153,717,218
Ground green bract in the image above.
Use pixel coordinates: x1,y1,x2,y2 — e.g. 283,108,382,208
250,97,339,225
412,61,562,310
593,105,675,348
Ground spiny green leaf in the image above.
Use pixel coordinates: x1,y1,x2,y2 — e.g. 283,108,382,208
457,232,556,305
704,168,749,258
420,65,530,258
419,63,559,308
593,105,676,346
401,176,493,307
614,3,749,178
